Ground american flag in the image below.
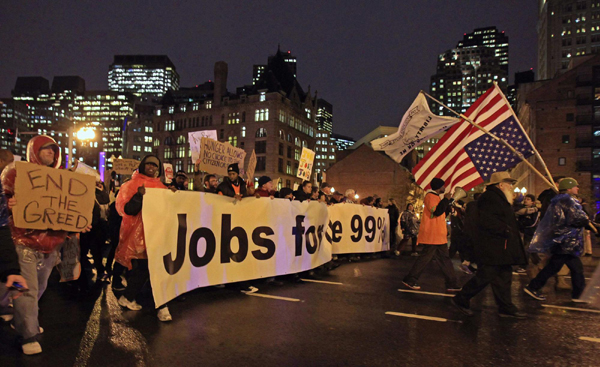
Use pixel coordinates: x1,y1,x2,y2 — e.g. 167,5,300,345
412,85,534,191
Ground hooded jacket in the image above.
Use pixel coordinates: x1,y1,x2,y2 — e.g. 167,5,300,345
1,135,67,253
529,194,589,256
114,155,166,269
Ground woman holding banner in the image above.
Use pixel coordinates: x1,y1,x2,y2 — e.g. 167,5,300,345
115,154,173,322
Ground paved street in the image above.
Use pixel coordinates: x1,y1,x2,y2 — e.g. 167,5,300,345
1,254,599,367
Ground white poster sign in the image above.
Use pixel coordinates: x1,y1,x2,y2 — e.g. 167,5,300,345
325,204,390,254
143,189,331,306
189,130,218,164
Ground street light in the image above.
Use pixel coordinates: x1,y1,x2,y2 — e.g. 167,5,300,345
76,127,95,141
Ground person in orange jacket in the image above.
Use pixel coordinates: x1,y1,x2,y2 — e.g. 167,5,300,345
402,177,460,292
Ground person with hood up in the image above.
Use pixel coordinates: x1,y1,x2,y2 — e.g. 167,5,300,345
524,178,591,303
114,155,173,322
2,136,90,355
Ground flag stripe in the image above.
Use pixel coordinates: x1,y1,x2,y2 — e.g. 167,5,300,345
413,85,528,191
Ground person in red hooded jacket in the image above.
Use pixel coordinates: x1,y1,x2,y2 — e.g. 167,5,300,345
1,135,90,355
114,154,174,322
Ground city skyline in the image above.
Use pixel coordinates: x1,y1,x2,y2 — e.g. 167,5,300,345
1,1,538,140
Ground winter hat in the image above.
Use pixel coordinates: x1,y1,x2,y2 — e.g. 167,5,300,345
175,170,187,179
227,163,239,174
430,178,445,191
558,177,578,190
144,156,160,167
258,176,272,188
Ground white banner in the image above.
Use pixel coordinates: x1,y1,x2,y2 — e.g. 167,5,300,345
143,189,331,306
326,203,390,254
371,93,460,163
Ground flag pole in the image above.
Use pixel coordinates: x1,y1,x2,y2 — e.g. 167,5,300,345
494,84,557,190
421,91,558,192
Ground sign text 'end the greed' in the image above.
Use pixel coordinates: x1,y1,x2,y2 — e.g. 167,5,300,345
14,162,95,231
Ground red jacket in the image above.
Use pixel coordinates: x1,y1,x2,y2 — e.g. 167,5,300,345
2,135,67,253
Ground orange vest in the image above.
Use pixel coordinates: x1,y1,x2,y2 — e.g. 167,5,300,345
416,192,448,245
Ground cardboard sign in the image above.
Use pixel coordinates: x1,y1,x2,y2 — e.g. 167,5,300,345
189,130,218,164
112,158,139,175
74,161,100,181
164,163,173,184
198,137,246,176
246,150,257,181
296,147,315,181
13,161,96,231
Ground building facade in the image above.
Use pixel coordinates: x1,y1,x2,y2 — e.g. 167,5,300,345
514,54,600,207
151,60,318,189
108,55,180,96
537,0,600,80
430,26,509,116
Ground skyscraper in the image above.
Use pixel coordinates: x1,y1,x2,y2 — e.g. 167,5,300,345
108,55,180,96
537,0,600,80
315,98,333,133
253,48,297,85
430,26,509,116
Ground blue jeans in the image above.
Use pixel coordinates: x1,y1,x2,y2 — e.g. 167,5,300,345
13,245,58,343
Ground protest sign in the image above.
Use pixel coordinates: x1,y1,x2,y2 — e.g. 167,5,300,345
143,189,330,306
246,150,257,181
189,130,218,164
324,203,390,254
56,236,81,282
164,163,173,184
296,147,315,181
112,158,139,175
198,137,246,176
13,161,96,231
74,161,100,181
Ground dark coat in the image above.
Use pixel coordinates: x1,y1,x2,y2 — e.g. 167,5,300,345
293,189,311,202
216,177,248,198
473,185,527,266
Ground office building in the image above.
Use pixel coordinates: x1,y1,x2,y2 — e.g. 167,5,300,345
253,48,297,85
331,133,356,151
108,55,180,96
430,26,509,116
537,0,600,80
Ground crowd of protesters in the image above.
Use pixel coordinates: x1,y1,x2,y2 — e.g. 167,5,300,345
1,136,598,355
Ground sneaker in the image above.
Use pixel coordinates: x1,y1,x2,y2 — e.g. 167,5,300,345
241,286,259,294
446,287,462,293
118,296,142,311
458,264,473,275
157,307,172,322
22,341,42,355
411,252,419,257
451,297,474,316
515,268,527,273
524,286,546,301
572,298,590,304
394,250,400,257
0,314,13,322
499,311,527,319
402,280,421,290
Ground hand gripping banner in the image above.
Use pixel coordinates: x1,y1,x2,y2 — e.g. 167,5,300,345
143,189,331,306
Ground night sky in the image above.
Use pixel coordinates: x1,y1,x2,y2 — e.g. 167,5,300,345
1,1,538,140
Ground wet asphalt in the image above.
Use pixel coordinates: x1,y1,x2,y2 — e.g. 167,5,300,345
1,254,599,367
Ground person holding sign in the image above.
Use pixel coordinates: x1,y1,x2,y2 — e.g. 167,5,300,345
114,155,173,322
1,136,90,355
